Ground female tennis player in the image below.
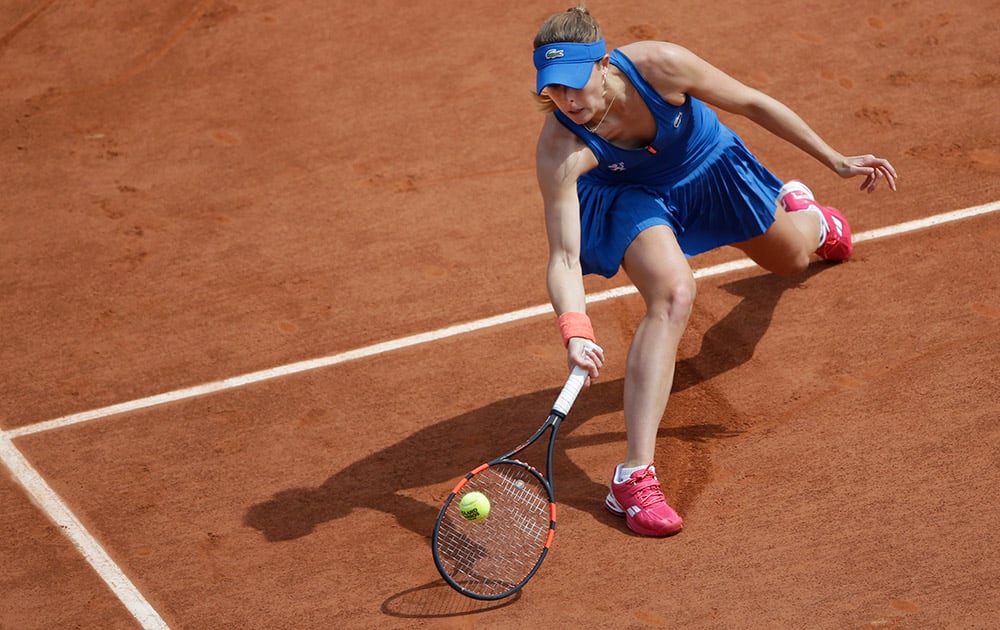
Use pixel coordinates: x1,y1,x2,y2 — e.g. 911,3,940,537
534,5,897,536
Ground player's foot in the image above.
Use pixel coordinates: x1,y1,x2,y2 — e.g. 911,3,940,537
778,180,853,261
605,463,683,537
777,179,818,213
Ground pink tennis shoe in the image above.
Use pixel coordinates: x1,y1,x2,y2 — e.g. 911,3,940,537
778,180,854,261
605,464,683,537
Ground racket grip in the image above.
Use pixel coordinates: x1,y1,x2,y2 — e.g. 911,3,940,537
552,342,602,416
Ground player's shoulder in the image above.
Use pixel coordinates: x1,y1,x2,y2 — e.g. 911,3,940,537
617,41,691,66
617,41,696,93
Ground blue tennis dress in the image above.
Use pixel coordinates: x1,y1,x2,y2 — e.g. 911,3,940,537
553,49,783,278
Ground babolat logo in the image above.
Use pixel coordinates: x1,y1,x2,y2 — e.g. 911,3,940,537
545,48,564,60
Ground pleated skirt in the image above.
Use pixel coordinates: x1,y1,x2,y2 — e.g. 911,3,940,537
577,128,782,278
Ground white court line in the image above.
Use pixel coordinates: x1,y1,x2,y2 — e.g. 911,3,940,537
8,199,1000,440
0,434,170,629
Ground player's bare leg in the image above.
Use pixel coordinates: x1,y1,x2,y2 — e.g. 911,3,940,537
619,225,695,467
604,224,690,537
738,181,854,270
735,202,819,275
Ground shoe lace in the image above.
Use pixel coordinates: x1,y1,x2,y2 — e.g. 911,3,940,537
628,469,667,508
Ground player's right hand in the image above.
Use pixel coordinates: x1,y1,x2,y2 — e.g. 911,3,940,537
568,337,604,386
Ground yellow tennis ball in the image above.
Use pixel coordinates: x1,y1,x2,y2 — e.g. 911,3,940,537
458,491,491,522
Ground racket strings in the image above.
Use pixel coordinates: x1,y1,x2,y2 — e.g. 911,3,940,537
434,462,552,597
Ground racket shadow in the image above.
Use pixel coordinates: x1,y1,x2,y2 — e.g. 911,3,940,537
380,578,522,619
243,263,830,543
242,379,626,542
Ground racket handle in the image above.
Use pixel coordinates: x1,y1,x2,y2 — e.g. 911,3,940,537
552,342,603,416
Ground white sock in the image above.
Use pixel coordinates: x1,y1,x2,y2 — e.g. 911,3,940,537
615,463,654,484
807,206,828,247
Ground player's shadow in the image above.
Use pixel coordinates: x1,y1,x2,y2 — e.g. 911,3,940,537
243,264,828,543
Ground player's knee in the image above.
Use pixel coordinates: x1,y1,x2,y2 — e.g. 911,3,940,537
647,278,696,325
760,240,812,275
775,250,811,276
674,280,697,317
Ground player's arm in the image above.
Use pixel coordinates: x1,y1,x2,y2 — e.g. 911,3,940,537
535,115,604,377
636,42,897,192
536,115,589,316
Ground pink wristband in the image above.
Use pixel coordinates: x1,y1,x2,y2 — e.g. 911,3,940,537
558,312,595,348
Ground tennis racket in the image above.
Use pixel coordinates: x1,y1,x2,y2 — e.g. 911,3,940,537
431,345,599,600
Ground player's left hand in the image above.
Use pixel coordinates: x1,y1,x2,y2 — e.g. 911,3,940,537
836,154,898,193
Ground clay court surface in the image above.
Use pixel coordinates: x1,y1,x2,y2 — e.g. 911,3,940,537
2,1,999,628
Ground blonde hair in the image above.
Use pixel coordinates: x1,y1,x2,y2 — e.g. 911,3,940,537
532,4,603,112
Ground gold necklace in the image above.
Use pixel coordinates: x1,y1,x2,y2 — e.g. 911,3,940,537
585,89,618,133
